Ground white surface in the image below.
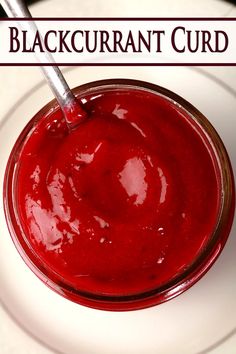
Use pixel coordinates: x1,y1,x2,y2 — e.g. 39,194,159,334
31,0,233,17
0,65,236,354
0,1,236,354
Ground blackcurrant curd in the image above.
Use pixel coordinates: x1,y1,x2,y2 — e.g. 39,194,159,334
4,79,235,310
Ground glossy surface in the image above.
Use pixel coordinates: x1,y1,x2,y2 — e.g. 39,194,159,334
15,86,220,297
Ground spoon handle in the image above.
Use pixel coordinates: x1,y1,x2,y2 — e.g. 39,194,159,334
1,0,87,127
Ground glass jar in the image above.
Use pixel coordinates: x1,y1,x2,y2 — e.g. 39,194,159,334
3,79,235,311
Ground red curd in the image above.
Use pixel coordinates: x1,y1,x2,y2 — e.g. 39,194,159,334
4,79,235,310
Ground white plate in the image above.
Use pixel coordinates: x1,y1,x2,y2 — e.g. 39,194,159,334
0,65,236,354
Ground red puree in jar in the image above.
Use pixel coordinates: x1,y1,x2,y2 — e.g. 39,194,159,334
16,86,220,297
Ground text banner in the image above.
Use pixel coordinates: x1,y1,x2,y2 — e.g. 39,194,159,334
0,18,235,65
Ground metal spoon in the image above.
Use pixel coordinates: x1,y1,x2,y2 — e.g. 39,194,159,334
1,0,87,129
